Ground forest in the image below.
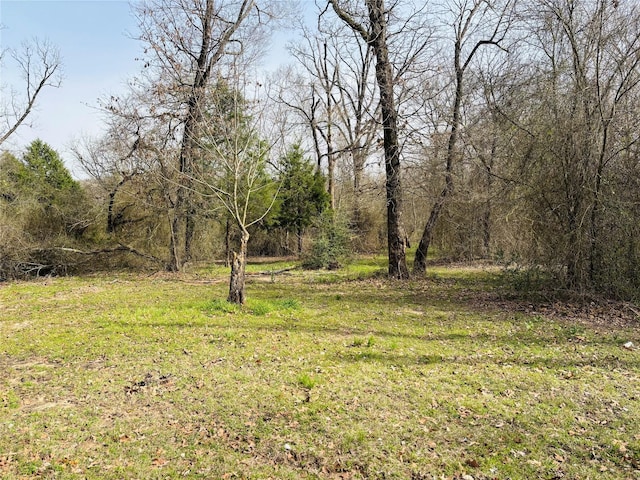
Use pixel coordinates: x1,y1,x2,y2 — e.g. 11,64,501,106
1,0,640,301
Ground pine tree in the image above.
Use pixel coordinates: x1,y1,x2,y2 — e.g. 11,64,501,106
275,144,330,254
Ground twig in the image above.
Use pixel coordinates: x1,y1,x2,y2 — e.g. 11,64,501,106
251,266,298,276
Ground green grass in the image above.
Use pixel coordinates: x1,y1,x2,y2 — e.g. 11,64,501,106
0,260,639,479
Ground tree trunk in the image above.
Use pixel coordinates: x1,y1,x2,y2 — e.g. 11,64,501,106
225,217,232,268
352,149,364,233
297,227,303,255
368,0,409,279
184,207,195,264
325,44,336,210
327,141,335,210
413,41,462,276
167,212,180,272
173,91,204,271
330,0,409,279
482,198,491,257
413,189,445,274
413,121,456,274
172,0,216,271
228,230,249,305
482,142,496,257
106,176,129,234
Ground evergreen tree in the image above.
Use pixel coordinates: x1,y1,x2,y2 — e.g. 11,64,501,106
0,152,23,203
1,140,91,279
16,139,85,239
275,144,330,253
19,139,80,200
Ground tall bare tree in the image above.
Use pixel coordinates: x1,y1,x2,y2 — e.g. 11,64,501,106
286,21,379,212
328,0,410,278
124,0,275,271
329,28,379,224
413,0,514,275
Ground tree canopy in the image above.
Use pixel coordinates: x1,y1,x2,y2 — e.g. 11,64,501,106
19,139,80,195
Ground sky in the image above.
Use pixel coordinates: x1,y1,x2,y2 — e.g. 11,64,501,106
0,1,144,175
0,0,299,177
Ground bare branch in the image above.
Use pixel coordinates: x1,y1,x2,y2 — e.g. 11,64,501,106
328,0,371,42
0,38,62,146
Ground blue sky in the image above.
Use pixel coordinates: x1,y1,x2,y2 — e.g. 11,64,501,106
1,1,142,174
0,0,301,176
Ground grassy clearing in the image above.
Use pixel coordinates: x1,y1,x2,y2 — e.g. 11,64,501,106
1,259,639,479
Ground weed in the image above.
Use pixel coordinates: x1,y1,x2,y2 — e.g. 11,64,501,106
246,298,300,315
349,336,375,347
278,298,300,310
297,373,317,390
247,300,273,316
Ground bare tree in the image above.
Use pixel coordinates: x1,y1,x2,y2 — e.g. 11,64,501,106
285,27,340,208
73,104,181,243
328,27,379,223
192,72,279,304
413,0,514,275
328,0,410,279
514,0,640,290
111,0,278,271
0,38,62,146
286,20,380,211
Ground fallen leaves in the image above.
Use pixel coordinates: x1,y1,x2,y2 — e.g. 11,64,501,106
151,456,168,467
465,458,480,468
124,372,174,394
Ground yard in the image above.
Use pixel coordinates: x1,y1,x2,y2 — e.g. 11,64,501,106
1,259,639,479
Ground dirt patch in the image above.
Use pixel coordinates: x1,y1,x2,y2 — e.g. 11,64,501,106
23,400,75,412
0,356,59,370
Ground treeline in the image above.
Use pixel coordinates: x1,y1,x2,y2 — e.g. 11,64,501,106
1,0,640,302
0,139,333,279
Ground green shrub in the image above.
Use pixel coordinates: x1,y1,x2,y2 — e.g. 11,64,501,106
303,211,351,270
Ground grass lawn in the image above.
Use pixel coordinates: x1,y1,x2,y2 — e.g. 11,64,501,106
1,258,639,479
